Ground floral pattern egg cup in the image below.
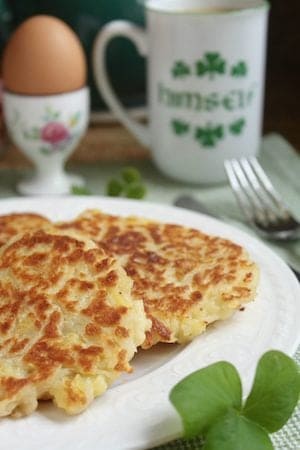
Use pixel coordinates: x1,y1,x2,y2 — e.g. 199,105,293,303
3,87,89,195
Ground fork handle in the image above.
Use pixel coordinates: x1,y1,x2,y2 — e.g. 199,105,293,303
174,195,219,218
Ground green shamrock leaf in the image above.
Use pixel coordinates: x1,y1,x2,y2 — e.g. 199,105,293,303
229,118,246,135
195,124,224,147
231,61,248,77
243,350,300,432
172,61,191,78
203,409,274,450
170,361,242,438
171,119,190,136
169,350,300,449
196,52,226,80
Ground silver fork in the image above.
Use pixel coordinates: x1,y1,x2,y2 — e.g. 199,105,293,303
224,156,300,241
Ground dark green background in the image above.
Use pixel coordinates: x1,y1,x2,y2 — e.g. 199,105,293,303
0,0,146,110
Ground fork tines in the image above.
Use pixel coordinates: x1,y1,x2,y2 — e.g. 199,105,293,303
224,157,294,227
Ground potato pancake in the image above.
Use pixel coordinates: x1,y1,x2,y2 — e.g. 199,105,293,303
0,213,51,247
56,210,259,349
0,229,150,417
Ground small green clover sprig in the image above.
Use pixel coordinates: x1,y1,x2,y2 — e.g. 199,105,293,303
170,350,300,450
70,185,92,195
106,167,147,199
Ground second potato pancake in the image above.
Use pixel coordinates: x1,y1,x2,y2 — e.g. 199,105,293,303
0,213,51,246
56,209,259,349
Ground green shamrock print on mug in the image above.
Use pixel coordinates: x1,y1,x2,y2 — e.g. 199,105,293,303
231,61,248,77
195,124,224,147
172,61,191,78
168,51,251,148
171,118,246,147
172,119,190,136
196,53,226,79
195,119,246,147
171,52,248,79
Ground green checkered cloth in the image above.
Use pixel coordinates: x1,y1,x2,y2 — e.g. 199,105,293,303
152,347,300,450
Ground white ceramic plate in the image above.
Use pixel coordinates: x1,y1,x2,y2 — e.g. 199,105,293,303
1,196,299,450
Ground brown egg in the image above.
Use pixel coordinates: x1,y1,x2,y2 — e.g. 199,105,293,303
2,15,87,95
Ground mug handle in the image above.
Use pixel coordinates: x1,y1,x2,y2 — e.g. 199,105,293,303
93,20,150,148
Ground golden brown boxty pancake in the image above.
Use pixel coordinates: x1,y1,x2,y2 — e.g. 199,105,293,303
56,209,259,349
0,213,51,247
0,229,150,417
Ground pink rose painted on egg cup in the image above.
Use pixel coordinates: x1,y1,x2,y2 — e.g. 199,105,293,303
2,87,89,195
41,122,71,146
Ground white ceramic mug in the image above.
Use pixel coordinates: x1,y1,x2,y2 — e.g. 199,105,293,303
93,0,269,184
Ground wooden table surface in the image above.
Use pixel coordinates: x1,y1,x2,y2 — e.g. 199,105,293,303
0,114,298,171
0,122,149,169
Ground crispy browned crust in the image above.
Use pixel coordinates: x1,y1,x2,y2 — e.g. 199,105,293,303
0,213,51,247
57,210,259,349
0,229,149,417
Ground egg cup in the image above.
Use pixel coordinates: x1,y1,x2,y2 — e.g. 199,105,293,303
3,87,89,195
